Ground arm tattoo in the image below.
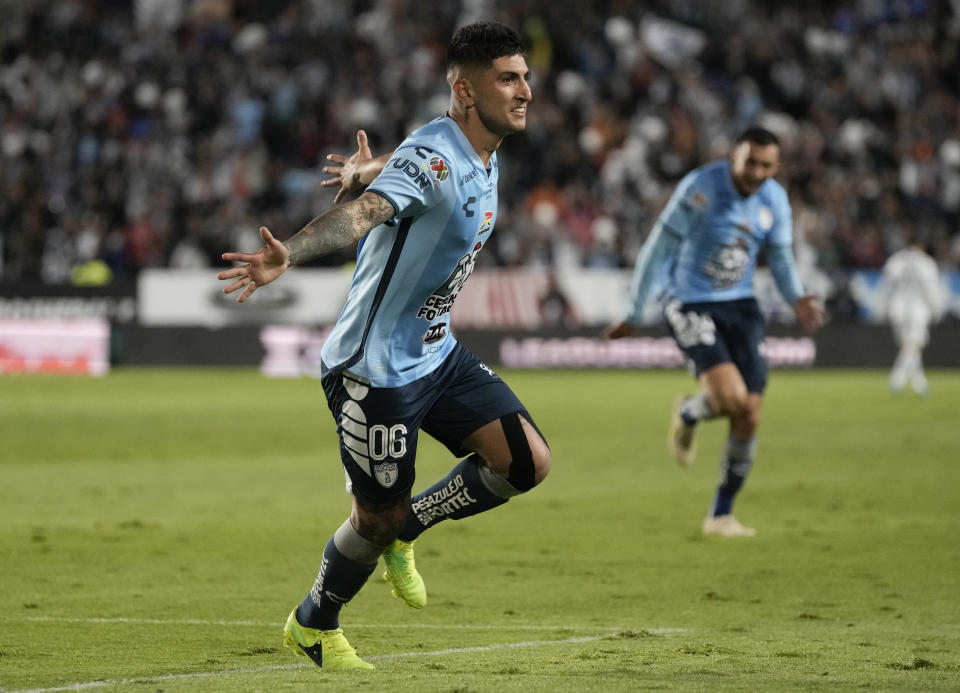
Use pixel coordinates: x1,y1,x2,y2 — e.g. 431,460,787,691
284,192,395,266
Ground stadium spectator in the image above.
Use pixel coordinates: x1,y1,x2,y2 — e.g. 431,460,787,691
1,1,959,315
218,21,550,670
539,271,577,328
604,127,823,537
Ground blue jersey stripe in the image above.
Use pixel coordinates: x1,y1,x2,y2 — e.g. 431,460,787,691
342,216,413,370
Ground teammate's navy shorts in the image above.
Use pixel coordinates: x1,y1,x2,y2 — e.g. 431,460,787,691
321,342,527,502
663,297,769,394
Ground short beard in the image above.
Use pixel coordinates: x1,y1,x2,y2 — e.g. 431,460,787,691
473,103,522,139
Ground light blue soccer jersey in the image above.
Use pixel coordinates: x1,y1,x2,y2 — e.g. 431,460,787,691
320,116,499,387
660,160,793,303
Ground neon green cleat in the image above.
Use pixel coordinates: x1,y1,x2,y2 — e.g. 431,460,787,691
382,539,426,608
282,608,374,670
668,395,697,467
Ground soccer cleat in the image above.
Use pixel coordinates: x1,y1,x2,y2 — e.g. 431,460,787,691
282,608,374,670
668,395,697,467
911,376,929,397
702,514,756,537
382,539,426,608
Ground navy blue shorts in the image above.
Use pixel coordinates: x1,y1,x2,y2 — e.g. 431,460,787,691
321,342,527,502
663,298,768,393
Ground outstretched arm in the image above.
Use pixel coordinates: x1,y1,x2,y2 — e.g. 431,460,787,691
768,244,823,331
321,129,392,204
604,223,679,339
218,191,395,302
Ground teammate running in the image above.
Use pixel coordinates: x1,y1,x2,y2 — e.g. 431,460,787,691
606,127,823,537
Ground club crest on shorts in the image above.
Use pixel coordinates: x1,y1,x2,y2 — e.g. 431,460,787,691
373,461,399,488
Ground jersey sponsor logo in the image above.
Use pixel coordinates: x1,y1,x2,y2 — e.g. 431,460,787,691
478,211,494,235
416,242,483,321
421,322,448,344
310,556,344,607
460,168,479,185
429,156,450,182
462,196,477,218
390,157,431,191
410,473,478,525
704,238,749,288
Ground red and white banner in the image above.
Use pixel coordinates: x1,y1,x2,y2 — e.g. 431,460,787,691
0,319,110,375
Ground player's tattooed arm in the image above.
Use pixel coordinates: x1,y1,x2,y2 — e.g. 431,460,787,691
218,191,395,303
284,192,395,266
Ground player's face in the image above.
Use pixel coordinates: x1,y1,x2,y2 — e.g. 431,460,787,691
730,141,780,196
471,55,532,138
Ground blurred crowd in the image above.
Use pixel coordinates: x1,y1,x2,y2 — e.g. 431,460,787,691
2,0,959,318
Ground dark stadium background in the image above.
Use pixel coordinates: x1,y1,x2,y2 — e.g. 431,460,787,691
1,0,957,369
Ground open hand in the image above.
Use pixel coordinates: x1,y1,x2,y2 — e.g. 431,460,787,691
321,129,374,203
794,295,825,332
218,226,290,302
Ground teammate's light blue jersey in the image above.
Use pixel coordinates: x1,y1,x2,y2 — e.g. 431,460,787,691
321,116,498,387
661,159,793,303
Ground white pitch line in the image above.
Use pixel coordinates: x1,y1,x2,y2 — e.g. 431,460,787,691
3,629,688,693
9,615,683,633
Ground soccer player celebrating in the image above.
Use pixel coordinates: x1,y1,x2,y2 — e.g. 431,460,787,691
606,127,823,537
218,22,550,670
881,233,944,396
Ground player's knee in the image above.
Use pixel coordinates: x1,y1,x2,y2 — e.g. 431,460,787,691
730,401,760,437
502,411,550,493
714,389,750,419
529,437,551,486
352,494,409,545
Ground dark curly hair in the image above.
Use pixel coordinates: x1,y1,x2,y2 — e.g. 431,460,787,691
736,127,780,148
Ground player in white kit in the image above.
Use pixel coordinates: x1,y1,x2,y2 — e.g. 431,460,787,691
882,236,944,395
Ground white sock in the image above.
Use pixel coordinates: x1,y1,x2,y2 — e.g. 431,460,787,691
681,392,715,423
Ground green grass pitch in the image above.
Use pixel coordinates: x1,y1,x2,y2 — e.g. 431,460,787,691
1,367,958,692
